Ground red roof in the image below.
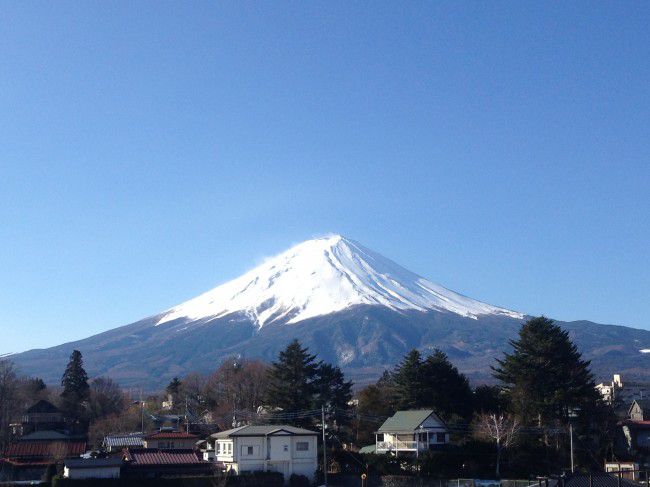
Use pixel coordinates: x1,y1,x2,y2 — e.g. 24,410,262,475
124,448,205,466
144,431,197,440
4,441,86,459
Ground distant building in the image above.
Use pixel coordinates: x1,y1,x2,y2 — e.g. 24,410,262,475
143,430,197,450
103,433,144,453
150,414,184,432
597,375,650,410
604,462,640,481
209,425,318,482
629,400,650,421
374,409,449,456
19,400,65,436
63,457,123,480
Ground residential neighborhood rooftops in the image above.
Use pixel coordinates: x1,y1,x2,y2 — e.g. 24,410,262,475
4,440,86,459
144,431,197,440
377,409,442,433
211,424,318,439
124,448,206,466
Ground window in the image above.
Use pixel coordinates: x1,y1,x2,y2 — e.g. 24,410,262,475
226,443,232,454
242,445,254,456
436,433,446,443
283,445,288,452
296,442,309,451
217,443,222,454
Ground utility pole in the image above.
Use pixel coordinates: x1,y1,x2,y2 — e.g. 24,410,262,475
322,406,328,487
140,389,144,434
569,422,574,473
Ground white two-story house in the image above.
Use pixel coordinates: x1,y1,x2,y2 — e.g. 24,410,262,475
209,425,318,483
374,409,449,456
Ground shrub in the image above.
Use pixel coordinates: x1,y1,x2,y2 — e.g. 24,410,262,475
289,473,310,487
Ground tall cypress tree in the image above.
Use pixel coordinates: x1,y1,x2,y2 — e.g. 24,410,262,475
492,316,598,426
60,350,90,429
266,340,319,424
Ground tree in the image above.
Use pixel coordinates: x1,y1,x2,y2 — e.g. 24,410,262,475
392,349,424,409
473,385,505,415
60,350,90,430
0,359,19,451
314,363,353,436
88,377,125,421
356,384,393,444
492,317,599,427
266,340,319,425
474,413,521,477
421,349,473,420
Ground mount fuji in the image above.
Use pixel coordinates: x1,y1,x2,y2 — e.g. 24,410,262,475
11,235,650,387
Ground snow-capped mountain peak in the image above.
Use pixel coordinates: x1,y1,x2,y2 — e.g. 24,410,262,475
156,235,522,328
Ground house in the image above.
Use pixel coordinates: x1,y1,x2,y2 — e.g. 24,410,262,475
1,430,87,481
597,375,650,415
629,400,650,421
122,448,213,478
143,430,197,450
375,410,449,456
63,457,123,479
17,400,66,436
150,414,184,432
196,439,215,461
103,432,144,453
209,425,318,483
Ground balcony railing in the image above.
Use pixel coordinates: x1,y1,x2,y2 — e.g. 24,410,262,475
377,440,419,451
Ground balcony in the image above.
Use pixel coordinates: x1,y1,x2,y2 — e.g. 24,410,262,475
377,440,419,452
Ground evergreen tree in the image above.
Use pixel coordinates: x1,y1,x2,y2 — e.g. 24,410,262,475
266,340,319,424
392,349,424,409
166,377,182,411
492,316,599,426
421,349,473,420
314,363,353,435
60,350,90,430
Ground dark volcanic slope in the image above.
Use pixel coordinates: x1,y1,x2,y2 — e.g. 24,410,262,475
11,306,650,388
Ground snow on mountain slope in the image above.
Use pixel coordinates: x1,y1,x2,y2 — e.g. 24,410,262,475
156,235,523,328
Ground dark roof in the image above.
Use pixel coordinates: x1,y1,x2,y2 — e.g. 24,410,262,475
65,457,123,469
4,441,86,459
26,400,60,414
104,433,144,448
620,419,650,430
145,431,197,440
124,448,206,466
19,430,71,441
565,474,640,487
211,425,318,439
378,410,443,433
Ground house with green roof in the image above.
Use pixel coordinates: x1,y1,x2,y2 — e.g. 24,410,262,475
374,409,449,456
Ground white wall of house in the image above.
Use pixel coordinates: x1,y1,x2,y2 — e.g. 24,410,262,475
63,466,121,479
214,434,317,482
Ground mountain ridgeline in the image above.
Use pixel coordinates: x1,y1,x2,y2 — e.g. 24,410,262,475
11,236,650,387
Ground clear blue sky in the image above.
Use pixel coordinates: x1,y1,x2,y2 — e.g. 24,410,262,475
1,1,649,355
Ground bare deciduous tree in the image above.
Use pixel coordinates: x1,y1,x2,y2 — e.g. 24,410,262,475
474,412,521,477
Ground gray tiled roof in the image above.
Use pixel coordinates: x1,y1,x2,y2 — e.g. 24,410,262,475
103,433,144,448
211,425,318,439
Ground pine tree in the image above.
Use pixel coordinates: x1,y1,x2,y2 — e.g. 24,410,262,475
492,316,599,426
314,363,353,435
266,340,319,424
60,350,90,430
392,349,424,409
421,349,473,420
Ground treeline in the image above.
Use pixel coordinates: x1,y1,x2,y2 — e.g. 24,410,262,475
355,316,615,477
